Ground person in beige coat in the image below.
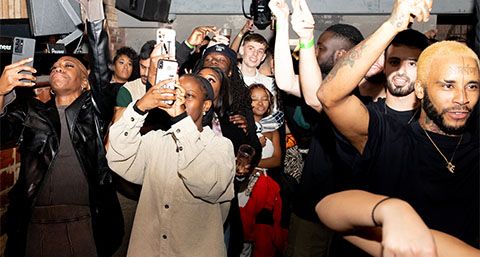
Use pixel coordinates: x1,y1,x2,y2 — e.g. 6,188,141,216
107,52,235,256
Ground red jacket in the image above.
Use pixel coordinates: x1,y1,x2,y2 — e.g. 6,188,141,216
239,173,287,256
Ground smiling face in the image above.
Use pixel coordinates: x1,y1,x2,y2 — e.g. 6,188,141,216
198,68,221,103
49,56,88,96
179,76,212,130
113,54,133,83
417,56,479,134
240,41,267,69
384,44,422,97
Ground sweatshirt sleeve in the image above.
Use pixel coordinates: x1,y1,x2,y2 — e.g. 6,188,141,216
106,102,153,184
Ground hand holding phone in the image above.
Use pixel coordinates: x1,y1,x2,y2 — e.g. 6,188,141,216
11,37,36,82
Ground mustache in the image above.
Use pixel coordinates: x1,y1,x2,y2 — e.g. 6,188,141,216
442,105,472,114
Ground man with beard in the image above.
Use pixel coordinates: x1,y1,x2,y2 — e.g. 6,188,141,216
317,0,479,248
368,29,429,125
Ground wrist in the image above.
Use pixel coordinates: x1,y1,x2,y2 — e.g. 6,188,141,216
373,198,407,227
299,37,315,50
135,99,149,113
184,40,195,50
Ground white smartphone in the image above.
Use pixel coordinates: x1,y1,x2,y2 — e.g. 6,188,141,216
156,59,178,105
156,27,176,59
11,37,36,82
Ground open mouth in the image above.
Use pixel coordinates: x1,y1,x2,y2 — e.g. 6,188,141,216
393,76,408,86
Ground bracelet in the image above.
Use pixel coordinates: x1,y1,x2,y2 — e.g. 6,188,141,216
238,33,244,38
299,38,315,49
184,40,194,50
371,197,392,226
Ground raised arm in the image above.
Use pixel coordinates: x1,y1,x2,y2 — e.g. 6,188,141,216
230,19,254,52
316,190,479,257
292,0,323,112
317,0,432,153
269,0,301,98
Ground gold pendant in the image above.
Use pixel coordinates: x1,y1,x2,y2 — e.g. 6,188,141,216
447,162,455,173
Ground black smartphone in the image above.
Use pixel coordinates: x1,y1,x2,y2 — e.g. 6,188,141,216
11,37,36,82
156,59,178,105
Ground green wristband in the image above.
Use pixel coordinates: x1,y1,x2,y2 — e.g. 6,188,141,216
299,38,315,49
184,40,194,50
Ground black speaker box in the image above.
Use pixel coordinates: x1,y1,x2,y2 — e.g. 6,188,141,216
116,0,172,22
26,0,82,36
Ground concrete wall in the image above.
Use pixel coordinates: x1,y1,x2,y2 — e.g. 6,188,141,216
120,12,438,54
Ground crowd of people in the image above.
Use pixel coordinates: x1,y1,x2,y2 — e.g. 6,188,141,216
0,0,479,256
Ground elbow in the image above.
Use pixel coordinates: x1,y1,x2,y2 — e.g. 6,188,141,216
317,87,335,110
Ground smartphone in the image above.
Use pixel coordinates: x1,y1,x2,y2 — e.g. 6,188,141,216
156,27,176,59
156,59,178,105
11,37,36,82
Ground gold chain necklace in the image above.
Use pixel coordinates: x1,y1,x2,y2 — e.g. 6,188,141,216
421,127,463,173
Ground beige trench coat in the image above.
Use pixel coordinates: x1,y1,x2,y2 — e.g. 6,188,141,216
107,104,235,257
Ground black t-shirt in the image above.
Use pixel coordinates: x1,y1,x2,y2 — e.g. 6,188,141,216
363,109,479,247
293,111,353,222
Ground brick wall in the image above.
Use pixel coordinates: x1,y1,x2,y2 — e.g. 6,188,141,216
104,0,126,59
0,147,21,256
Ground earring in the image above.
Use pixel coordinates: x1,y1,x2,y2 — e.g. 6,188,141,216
203,111,206,115
50,89,55,95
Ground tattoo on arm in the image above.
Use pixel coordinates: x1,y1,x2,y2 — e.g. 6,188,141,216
388,13,407,29
323,44,366,84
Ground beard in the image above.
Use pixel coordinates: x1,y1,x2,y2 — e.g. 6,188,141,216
386,75,415,96
319,54,335,74
423,90,472,135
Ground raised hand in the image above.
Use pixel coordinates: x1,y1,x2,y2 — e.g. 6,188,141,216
74,0,104,21
136,78,177,112
187,26,216,47
269,0,290,22
291,0,315,41
0,58,36,96
239,19,254,35
388,0,433,32
159,80,186,118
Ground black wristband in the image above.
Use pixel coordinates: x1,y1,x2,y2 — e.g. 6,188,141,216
133,100,148,115
371,197,392,227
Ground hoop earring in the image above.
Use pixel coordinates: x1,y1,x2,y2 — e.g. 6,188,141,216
50,89,55,95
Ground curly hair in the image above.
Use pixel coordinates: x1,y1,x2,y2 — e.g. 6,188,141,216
197,66,232,119
194,52,252,117
113,46,139,81
249,83,274,118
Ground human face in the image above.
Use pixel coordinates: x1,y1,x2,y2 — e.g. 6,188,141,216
50,56,88,95
139,58,150,85
203,52,232,76
113,54,133,83
384,44,422,97
315,31,344,74
251,88,270,119
179,76,212,130
419,56,479,134
240,41,266,69
198,68,221,103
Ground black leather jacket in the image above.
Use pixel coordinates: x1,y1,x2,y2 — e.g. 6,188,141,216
1,20,123,257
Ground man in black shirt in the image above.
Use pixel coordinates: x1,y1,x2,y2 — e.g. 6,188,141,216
317,0,479,248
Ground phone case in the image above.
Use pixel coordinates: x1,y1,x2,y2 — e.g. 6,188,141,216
156,27,176,58
156,59,178,105
11,37,36,82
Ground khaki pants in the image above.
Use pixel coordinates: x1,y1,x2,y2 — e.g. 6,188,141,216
25,205,98,257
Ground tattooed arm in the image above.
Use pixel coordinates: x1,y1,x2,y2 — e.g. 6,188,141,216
317,0,432,154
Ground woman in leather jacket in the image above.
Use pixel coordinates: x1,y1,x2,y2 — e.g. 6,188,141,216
0,1,123,256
